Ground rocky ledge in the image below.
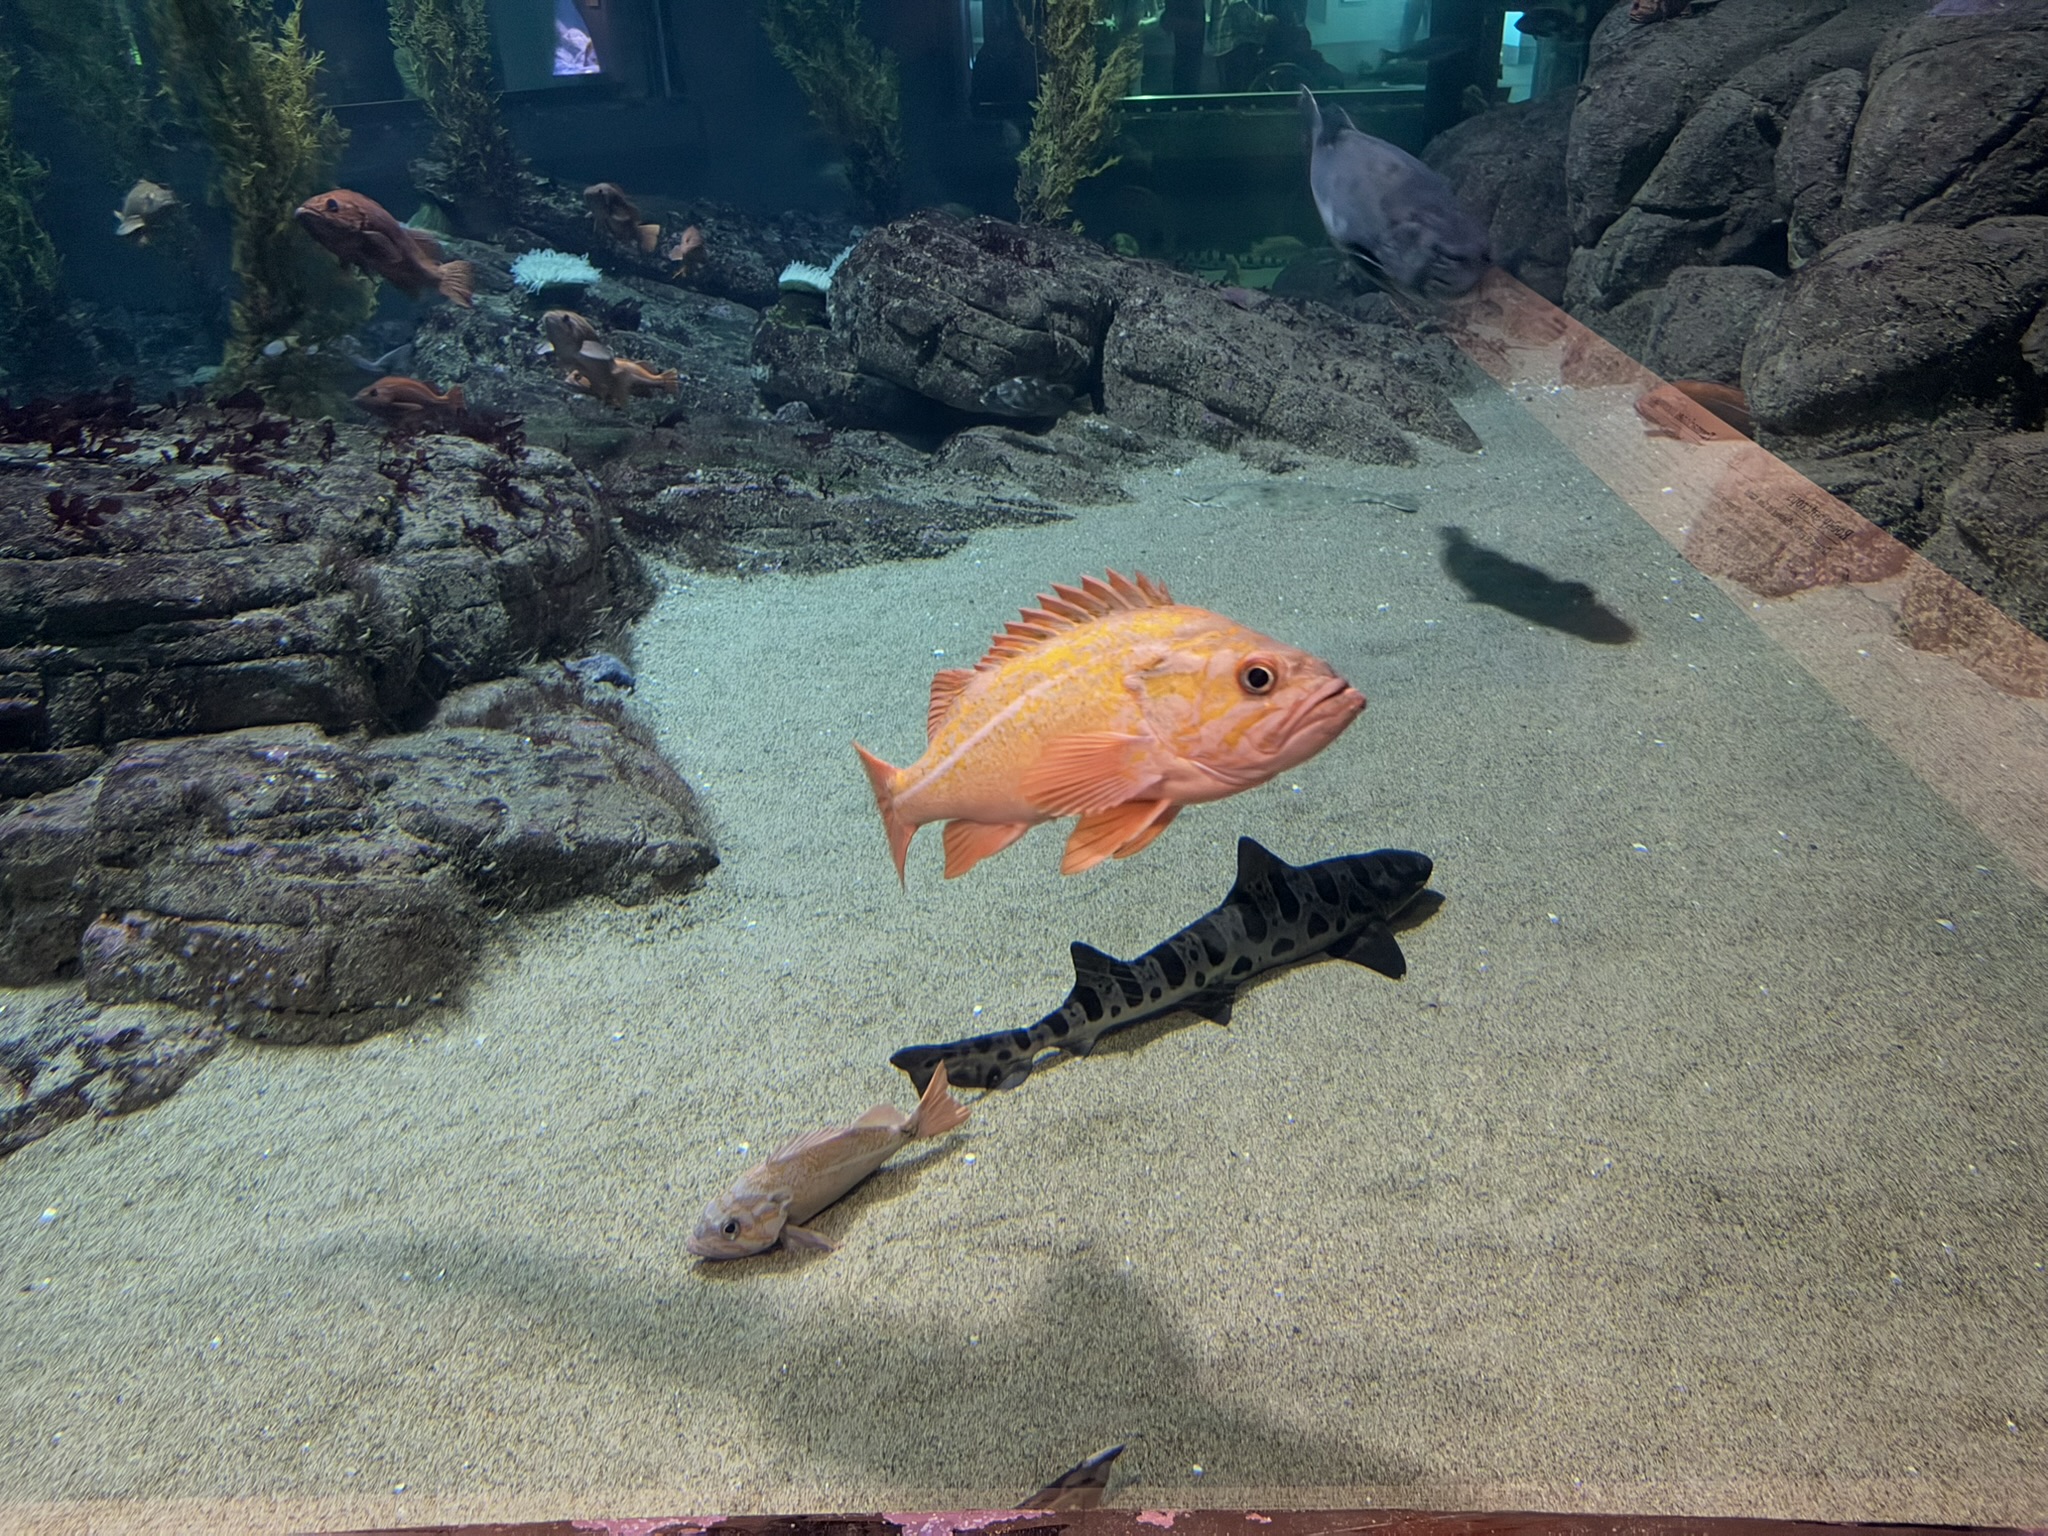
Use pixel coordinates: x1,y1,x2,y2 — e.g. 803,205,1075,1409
1,395,717,1159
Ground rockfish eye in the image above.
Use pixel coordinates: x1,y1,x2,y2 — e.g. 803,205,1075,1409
324,197,340,212
1238,658,1278,695
721,1219,740,1237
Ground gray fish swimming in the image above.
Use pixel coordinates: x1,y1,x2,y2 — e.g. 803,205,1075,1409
890,837,1435,1093
979,375,1075,419
1299,86,1491,299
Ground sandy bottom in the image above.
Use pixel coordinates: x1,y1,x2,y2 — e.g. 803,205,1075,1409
2,388,2044,1533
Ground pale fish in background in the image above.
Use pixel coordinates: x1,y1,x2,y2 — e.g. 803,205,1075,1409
113,179,179,242
686,1064,971,1259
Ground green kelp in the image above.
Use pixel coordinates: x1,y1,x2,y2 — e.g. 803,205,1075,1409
6,0,162,187
757,0,902,221
1015,0,1140,228
0,43,61,383
150,0,372,401
388,0,523,235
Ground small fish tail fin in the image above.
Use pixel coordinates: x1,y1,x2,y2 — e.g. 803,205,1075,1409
854,742,914,882
444,384,465,412
437,258,476,307
911,1062,972,1138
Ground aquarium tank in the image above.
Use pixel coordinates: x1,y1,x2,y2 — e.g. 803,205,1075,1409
1,1,2045,1533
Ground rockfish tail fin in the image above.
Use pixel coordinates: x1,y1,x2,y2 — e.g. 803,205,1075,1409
910,1061,971,1138
445,385,465,412
854,742,915,882
437,258,476,307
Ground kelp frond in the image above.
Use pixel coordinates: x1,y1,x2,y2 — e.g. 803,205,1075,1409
1015,0,1140,228
757,0,903,221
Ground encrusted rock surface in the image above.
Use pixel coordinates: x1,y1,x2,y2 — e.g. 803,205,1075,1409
776,212,1482,465
1743,218,2048,544
1593,265,1784,385
1423,94,1574,304
1918,433,2048,641
0,393,643,794
0,673,717,1156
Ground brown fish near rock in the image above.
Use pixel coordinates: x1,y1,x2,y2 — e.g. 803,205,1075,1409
113,179,179,242
666,224,706,278
540,308,602,378
569,347,680,408
294,189,475,306
353,376,465,421
584,181,661,253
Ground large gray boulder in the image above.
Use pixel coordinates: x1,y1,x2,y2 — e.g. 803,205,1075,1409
1919,432,2048,642
1779,67,1868,266
1743,218,2048,542
1423,94,1574,303
1840,6,2048,232
798,212,1480,464
1564,0,1858,254
1566,0,1924,311
1593,265,1784,384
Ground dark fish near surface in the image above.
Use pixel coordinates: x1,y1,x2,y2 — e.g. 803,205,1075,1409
295,189,475,306
980,374,1075,419
1021,1445,1127,1511
1438,525,1636,645
890,837,1435,1093
1299,87,1491,298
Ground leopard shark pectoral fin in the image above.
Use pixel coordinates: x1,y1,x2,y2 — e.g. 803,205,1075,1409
1325,920,1407,979
1185,988,1235,1026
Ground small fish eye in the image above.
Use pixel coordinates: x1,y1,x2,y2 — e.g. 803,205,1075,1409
324,198,339,211
1238,659,1277,695
721,1219,739,1237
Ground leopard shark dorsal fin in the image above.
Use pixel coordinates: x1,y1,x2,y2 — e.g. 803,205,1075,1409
1230,835,1290,900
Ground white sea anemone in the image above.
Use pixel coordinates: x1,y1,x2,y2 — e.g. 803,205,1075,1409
511,249,601,294
777,244,855,295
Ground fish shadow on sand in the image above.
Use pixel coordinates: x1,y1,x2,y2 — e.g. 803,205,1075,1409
1436,525,1637,645
316,1233,1431,1492
1070,890,1449,1072
690,1141,962,1272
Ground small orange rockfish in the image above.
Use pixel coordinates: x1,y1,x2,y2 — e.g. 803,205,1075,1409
855,571,1366,880
353,376,464,421
687,1064,971,1259
294,189,475,306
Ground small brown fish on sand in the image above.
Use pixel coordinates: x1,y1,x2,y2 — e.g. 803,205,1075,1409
584,181,661,253
1635,381,1749,444
353,375,465,421
295,189,474,306
1670,379,1755,438
687,1064,971,1259
113,179,179,242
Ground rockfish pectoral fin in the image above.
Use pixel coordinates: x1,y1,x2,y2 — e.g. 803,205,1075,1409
942,818,1032,879
1061,799,1177,875
1326,920,1407,979
436,259,476,307
779,1222,835,1253
1022,732,1162,817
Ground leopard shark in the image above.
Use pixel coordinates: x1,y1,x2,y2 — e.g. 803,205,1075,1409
890,837,1436,1093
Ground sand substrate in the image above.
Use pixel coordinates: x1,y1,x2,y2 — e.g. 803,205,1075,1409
2,388,2044,1533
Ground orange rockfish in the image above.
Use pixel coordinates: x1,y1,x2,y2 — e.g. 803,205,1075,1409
855,571,1366,880
686,1064,971,1259
293,189,475,306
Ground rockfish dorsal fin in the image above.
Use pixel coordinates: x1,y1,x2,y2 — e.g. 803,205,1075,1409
976,570,1174,670
927,667,975,738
